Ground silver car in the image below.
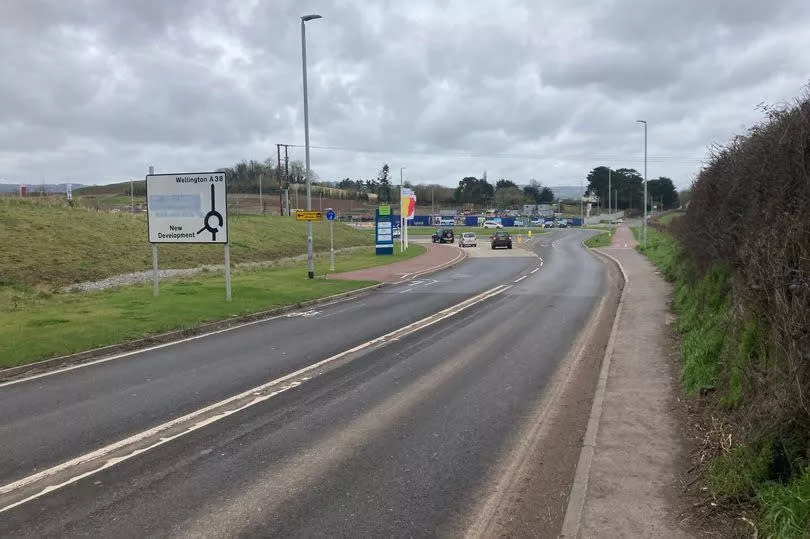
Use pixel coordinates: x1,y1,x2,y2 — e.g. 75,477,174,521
459,232,477,247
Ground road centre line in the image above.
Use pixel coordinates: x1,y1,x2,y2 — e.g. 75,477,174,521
530,267,540,274
0,290,374,389
513,275,527,283
0,284,512,514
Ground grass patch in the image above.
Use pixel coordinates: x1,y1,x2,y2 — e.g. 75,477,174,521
708,443,773,502
0,245,424,368
584,231,612,248
0,197,374,287
758,467,810,538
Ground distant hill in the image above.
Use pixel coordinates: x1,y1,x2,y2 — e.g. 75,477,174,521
549,185,585,200
0,183,84,194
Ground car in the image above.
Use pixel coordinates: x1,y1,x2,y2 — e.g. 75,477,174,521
491,231,512,249
459,232,477,247
432,228,455,243
482,220,503,229
616,218,624,224
543,221,555,228
513,220,525,227
530,219,544,226
558,219,568,228
440,218,456,226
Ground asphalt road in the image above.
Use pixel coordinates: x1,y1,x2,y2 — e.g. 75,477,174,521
1,229,606,537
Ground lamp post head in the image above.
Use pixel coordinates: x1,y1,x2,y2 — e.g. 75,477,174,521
302,14,322,22
636,119,647,125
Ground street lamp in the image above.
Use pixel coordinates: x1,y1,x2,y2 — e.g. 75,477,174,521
636,120,647,249
301,13,322,278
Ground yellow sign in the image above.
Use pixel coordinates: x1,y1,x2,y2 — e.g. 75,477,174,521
296,211,323,221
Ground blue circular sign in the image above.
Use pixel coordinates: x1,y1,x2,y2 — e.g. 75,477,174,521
325,209,336,221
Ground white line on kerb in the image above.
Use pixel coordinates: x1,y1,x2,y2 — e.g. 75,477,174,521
0,284,512,514
513,275,527,283
530,267,540,274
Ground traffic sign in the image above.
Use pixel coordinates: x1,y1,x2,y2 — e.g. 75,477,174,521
325,209,336,221
146,172,228,243
296,211,323,221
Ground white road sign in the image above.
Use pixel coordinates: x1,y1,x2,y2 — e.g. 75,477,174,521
146,172,228,243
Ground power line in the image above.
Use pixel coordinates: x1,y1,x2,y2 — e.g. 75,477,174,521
285,143,706,164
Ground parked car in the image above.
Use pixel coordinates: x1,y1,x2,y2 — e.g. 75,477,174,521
513,220,525,227
543,221,555,228
432,228,455,243
459,232,477,247
530,219,544,226
482,220,503,229
558,219,568,228
491,231,512,249
440,218,456,226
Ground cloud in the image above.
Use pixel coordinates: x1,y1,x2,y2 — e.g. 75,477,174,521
1,0,808,189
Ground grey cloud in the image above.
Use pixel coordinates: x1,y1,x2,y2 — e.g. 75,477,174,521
1,0,808,190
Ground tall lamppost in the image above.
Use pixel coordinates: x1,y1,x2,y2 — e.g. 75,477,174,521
636,120,648,248
301,13,322,278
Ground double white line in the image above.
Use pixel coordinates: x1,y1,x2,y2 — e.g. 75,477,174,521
0,284,512,514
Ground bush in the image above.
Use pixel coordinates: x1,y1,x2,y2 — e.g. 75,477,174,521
758,467,810,538
708,443,773,502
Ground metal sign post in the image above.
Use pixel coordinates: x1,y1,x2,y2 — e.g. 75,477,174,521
148,166,158,297
146,170,230,301
326,208,336,271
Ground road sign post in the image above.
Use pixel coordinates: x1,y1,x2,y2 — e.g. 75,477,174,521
326,208,336,271
146,171,231,301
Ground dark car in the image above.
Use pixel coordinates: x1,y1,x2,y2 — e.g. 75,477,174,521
491,231,512,249
432,228,455,243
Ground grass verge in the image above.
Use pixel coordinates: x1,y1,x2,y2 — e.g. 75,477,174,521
584,231,612,248
1,245,424,368
0,197,374,287
634,226,810,537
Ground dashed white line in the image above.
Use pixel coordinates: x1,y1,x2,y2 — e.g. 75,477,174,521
530,267,540,274
513,275,527,283
0,283,513,513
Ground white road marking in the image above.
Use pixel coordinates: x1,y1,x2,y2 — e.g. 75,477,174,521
530,267,540,274
0,290,378,389
513,275,527,283
0,284,512,513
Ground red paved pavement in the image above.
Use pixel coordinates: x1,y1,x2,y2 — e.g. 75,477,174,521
328,242,466,283
610,225,638,249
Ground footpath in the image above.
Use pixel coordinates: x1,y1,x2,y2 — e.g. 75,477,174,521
328,242,465,283
562,226,691,537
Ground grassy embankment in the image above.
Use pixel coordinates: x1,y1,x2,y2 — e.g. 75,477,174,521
583,231,612,248
1,198,425,367
633,224,810,537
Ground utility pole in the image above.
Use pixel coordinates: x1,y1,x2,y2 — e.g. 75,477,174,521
637,119,648,248
284,145,290,216
608,168,612,235
277,143,282,215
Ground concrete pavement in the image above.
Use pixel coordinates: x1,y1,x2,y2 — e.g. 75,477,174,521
562,226,691,537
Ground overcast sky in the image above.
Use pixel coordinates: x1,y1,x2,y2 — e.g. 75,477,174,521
2,0,808,189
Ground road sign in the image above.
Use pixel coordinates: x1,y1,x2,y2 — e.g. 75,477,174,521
376,207,393,255
325,209,336,221
146,172,227,243
296,211,323,221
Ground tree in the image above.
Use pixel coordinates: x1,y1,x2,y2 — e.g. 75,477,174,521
646,176,679,210
585,166,643,210
495,178,517,190
538,187,555,204
455,176,494,205
377,163,391,203
494,186,524,208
